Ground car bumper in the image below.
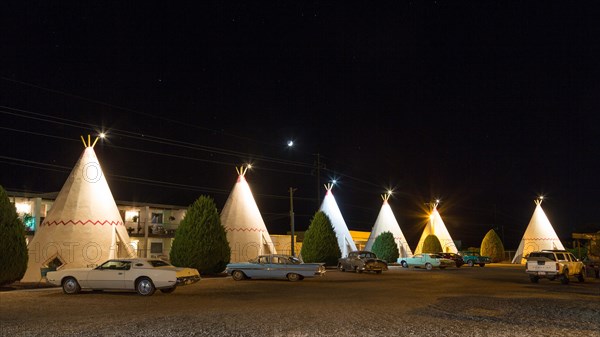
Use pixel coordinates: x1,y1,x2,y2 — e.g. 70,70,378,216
526,271,558,277
176,275,201,286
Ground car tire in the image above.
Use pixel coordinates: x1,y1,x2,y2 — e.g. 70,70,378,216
338,263,345,272
136,277,156,296
160,286,176,294
456,263,462,268
401,261,408,268
577,272,585,283
287,273,302,282
62,277,81,294
467,260,475,267
529,275,539,283
425,263,433,271
479,263,485,267
560,271,569,285
231,270,246,281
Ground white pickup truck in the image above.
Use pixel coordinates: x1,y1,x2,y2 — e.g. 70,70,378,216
526,250,586,284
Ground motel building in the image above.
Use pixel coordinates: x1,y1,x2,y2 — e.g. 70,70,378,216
9,191,371,261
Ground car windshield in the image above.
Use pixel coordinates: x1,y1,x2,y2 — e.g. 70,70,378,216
529,252,556,261
288,257,301,264
148,260,172,267
359,252,375,258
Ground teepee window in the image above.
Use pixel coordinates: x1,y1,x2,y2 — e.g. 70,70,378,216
44,255,65,270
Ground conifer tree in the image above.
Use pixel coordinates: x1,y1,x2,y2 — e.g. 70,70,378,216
170,196,230,274
422,234,443,253
300,211,341,266
480,229,505,262
371,231,399,262
0,185,28,285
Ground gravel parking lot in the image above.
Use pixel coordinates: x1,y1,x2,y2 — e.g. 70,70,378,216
1,264,599,337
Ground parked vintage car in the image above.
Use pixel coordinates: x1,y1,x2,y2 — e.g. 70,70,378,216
462,252,492,267
225,254,326,281
337,250,388,274
398,253,455,270
437,252,465,268
46,258,201,296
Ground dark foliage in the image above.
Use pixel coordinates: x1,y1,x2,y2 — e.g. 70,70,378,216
0,186,28,285
170,196,230,274
371,231,399,263
422,234,443,253
300,211,341,266
480,229,505,262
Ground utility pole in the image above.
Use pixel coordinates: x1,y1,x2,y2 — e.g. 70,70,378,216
315,153,321,207
289,187,297,256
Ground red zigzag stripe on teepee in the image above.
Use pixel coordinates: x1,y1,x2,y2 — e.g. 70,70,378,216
224,227,266,232
522,237,561,241
42,220,124,226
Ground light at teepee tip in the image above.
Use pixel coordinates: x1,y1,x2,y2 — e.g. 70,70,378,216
246,164,253,169
331,179,337,185
99,132,106,139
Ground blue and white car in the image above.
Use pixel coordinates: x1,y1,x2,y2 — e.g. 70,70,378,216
398,253,455,270
225,254,326,282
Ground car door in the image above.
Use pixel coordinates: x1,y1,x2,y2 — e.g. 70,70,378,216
86,260,127,289
268,256,288,278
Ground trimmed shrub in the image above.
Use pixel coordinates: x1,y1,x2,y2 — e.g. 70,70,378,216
170,196,230,274
371,231,399,262
300,211,341,266
0,185,28,285
422,234,443,253
480,229,505,262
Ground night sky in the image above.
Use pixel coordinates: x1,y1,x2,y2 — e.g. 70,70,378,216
2,2,599,250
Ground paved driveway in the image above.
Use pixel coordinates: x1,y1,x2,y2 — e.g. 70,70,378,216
1,264,599,336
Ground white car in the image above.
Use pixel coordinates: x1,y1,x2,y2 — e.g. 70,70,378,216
526,250,586,284
46,258,200,296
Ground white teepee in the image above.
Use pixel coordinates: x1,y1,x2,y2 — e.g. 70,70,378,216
22,136,135,282
414,202,458,254
319,184,357,257
511,199,565,264
365,194,413,258
220,166,276,263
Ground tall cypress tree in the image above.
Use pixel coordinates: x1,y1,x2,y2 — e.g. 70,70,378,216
0,186,28,285
170,196,230,274
422,234,443,253
371,231,399,262
300,211,341,266
480,229,505,262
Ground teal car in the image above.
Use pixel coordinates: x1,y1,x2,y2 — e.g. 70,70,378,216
461,252,491,267
398,254,455,270
225,254,326,282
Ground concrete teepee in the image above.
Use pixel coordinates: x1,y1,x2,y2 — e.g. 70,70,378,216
220,166,276,263
22,136,135,282
365,193,413,258
319,183,357,257
414,201,458,254
511,198,565,264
